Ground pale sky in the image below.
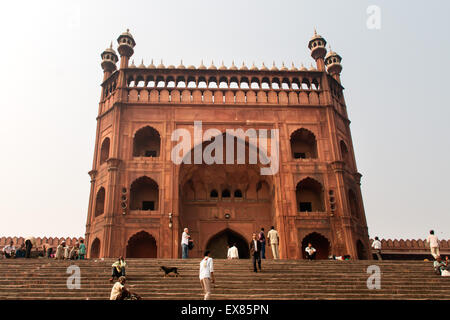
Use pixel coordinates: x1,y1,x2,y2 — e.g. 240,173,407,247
0,0,449,240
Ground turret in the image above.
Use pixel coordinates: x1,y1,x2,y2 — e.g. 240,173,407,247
117,29,136,69
308,30,327,71
100,43,118,81
325,47,343,83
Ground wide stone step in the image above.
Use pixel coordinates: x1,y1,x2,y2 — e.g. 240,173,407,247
1,259,448,300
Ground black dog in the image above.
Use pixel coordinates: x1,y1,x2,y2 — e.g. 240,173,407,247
160,266,179,277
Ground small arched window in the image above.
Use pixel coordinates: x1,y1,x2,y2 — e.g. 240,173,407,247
133,126,161,157
222,189,231,198
100,138,110,165
234,190,243,198
210,190,218,198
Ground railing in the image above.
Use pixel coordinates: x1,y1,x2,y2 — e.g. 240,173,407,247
125,87,325,105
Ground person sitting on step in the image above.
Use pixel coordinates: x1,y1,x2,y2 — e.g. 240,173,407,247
15,244,26,258
2,241,16,259
110,276,141,300
305,243,316,261
110,256,127,282
433,256,448,275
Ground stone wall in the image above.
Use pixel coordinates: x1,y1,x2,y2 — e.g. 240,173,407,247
369,238,450,254
0,236,84,250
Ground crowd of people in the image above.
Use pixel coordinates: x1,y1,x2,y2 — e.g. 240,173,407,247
1,238,87,260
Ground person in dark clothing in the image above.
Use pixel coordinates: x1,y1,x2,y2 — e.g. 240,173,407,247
15,244,26,258
259,228,266,259
250,233,262,272
25,239,33,258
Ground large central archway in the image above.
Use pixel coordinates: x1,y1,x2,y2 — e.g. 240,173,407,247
206,229,250,259
126,231,157,258
178,132,276,258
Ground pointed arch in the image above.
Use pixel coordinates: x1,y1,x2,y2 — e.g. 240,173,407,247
90,238,101,258
130,176,159,211
132,126,161,157
301,232,330,259
126,231,157,258
205,228,250,259
100,137,110,165
290,128,318,159
94,187,105,217
296,177,324,212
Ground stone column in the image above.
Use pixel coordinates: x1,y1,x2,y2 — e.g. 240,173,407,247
85,170,97,257
102,158,121,257
331,161,357,258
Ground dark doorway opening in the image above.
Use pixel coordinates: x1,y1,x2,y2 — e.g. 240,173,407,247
142,201,155,211
90,238,101,258
206,229,250,259
126,231,157,258
301,232,330,259
356,240,367,260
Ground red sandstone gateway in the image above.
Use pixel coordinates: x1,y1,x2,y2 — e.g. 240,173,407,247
85,29,370,259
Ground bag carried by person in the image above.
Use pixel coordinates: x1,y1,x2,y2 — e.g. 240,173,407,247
188,241,194,250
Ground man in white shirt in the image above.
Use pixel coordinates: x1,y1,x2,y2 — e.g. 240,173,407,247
227,244,239,259
110,276,127,300
181,228,191,259
371,236,382,260
305,243,316,260
267,226,279,259
427,230,440,259
2,241,15,258
199,250,215,300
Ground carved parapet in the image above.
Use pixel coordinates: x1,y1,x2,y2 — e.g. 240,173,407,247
100,65,331,110
370,238,450,253
0,236,85,250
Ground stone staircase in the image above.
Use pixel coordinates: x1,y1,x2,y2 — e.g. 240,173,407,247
0,258,448,300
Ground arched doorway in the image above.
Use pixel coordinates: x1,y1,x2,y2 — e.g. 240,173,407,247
90,238,101,258
126,231,157,258
296,178,325,213
301,232,330,259
356,240,367,260
129,176,159,211
178,133,275,258
290,128,318,159
206,229,250,259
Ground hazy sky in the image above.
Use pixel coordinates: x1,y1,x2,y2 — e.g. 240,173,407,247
0,1,449,240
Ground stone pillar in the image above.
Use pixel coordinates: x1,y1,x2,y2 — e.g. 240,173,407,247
85,170,97,257
102,158,121,257
331,161,357,258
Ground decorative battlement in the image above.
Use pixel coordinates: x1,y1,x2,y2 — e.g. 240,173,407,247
370,238,450,252
0,236,84,250
99,29,345,114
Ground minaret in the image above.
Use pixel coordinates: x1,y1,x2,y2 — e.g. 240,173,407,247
325,47,343,83
308,29,327,71
100,42,118,81
117,29,136,69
